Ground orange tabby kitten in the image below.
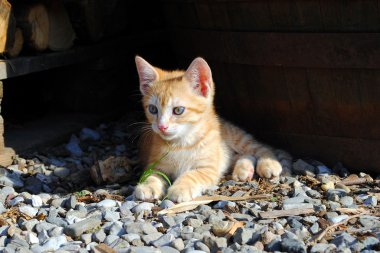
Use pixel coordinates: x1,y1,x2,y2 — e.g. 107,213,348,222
134,56,289,203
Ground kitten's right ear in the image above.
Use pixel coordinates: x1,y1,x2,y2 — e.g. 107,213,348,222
135,56,159,95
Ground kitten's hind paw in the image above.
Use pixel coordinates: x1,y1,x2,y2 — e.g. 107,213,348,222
256,157,282,178
232,155,256,182
134,183,165,201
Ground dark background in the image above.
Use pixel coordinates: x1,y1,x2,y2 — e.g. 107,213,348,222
3,0,380,173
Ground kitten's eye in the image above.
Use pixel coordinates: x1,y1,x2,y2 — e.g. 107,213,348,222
148,104,158,114
173,106,185,115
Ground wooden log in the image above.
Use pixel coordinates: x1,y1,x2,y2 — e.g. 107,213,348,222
0,0,12,54
15,3,49,52
64,0,106,42
47,0,75,51
0,147,15,167
5,27,23,58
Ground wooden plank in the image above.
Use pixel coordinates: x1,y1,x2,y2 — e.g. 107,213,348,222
0,31,169,80
225,1,273,31
171,30,380,69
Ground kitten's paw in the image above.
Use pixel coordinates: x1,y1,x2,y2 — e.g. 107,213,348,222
256,157,282,178
134,183,165,201
232,155,256,181
167,185,202,203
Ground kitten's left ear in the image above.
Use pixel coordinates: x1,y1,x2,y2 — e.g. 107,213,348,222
135,56,159,95
184,57,213,97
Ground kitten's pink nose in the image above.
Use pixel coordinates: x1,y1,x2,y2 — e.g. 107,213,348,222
158,124,168,132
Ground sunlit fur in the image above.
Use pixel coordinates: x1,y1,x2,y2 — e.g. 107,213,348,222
134,56,288,203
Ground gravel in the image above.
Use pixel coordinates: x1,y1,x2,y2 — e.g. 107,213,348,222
0,118,378,253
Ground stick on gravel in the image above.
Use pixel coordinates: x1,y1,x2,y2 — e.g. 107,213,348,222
259,208,315,219
158,194,271,215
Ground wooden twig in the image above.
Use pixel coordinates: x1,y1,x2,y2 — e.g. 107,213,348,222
341,177,370,186
309,213,366,244
259,208,314,219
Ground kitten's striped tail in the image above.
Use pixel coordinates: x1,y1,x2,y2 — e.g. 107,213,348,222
221,120,292,175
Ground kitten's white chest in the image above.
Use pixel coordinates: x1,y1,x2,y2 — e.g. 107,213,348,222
164,149,199,179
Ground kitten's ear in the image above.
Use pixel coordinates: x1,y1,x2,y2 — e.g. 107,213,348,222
184,57,213,97
135,56,159,95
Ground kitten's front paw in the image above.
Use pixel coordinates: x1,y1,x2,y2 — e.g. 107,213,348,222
167,185,202,203
232,156,255,181
256,157,282,178
134,183,165,201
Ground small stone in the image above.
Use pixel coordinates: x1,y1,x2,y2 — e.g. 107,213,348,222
97,199,117,208
159,216,176,228
340,196,354,207
122,233,141,243
283,203,314,210
281,238,306,253
158,246,179,253
329,215,349,224
283,196,306,205
80,128,100,141
30,195,43,208
203,236,227,252
132,202,154,213
233,228,255,244
171,238,185,251
26,232,39,244
19,206,38,218
316,165,332,175
160,200,175,209
104,210,120,222
53,167,71,178
335,183,351,193
152,234,176,247
230,213,253,222
195,241,210,253
142,223,158,235
331,232,356,249
327,201,341,211
364,196,377,207
93,229,107,243
66,195,77,209
186,218,203,228
321,181,335,191
141,232,163,245
8,196,24,206
120,201,137,211
287,217,303,229
64,217,101,237
306,190,322,198
310,223,319,234
310,243,337,253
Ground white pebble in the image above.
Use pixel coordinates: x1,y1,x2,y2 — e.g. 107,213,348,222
19,206,38,218
31,195,43,207
329,215,349,224
26,232,39,244
97,199,117,208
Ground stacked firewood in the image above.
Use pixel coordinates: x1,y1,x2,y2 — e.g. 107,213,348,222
0,0,126,58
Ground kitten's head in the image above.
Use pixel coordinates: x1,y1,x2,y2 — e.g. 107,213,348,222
135,56,215,142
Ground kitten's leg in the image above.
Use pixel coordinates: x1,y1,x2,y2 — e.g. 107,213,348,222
167,168,218,203
232,155,256,181
255,148,282,178
134,174,167,201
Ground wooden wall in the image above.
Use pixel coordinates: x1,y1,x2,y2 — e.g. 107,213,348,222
161,0,380,172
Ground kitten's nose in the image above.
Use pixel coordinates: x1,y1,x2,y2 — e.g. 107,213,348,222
158,124,168,132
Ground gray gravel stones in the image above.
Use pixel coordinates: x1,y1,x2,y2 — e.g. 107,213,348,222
63,217,102,237
0,122,378,253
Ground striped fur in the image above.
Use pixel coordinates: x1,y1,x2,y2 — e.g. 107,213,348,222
134,56,291,202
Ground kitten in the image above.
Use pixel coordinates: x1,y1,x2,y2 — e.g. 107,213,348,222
134,56,290,203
